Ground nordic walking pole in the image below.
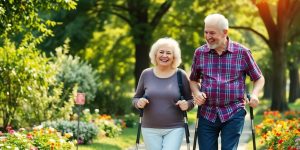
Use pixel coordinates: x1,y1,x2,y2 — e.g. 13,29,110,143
181,96,190,150
192,106,200,150
177,70,190,150
247,94,256,150
135,95,147,150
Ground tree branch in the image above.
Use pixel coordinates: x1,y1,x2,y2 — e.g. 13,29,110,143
254,1,278,41
230,26,270,47
150,0,173,29
105,10,131,25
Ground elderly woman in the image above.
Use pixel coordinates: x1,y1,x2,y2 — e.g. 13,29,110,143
132,37,194,150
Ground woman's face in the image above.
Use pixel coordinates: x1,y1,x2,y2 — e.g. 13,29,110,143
155,44,174,68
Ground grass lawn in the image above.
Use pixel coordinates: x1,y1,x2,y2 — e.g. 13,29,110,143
78,107,198,150
79,128,136,150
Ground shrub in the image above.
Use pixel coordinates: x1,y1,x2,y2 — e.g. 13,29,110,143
123,113,138,128
42,120,98,144
0,40,74,129
95,114,122,138
54,43,99,105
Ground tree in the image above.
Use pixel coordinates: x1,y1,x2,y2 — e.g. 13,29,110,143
287,40,300,103
96,0,173,87
0,0,77,44
39,0,99,54
250,0,300,111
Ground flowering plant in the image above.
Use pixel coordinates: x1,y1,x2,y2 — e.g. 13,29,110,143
95,114,122,138
0,125,75,150
256,110,300,150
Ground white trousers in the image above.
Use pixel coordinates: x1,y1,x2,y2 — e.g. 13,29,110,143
141,127,184,150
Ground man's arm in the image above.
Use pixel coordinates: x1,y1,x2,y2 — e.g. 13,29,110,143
190,80,206,105
249,75,265,108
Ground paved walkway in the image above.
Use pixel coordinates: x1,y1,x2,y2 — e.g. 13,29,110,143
128,113,251,150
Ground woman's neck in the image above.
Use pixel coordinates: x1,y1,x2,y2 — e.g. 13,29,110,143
153,66,177,78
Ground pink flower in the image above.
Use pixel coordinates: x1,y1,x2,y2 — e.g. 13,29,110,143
8,130,15,134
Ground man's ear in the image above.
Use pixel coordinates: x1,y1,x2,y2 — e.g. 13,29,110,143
223,29,228,35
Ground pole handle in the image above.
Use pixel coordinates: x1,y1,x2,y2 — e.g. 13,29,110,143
246,94,254,119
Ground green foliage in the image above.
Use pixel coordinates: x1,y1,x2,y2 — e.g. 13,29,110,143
0,0,77,39
82,25,134,115
43,120,98,145
53,40,99,104
0,39,74,128
123,113,137,128
39,0,99,54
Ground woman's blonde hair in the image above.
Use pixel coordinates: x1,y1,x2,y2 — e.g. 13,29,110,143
149,37,182,68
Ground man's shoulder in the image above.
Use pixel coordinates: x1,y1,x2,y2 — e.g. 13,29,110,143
229,40,250,52
195,44,209,52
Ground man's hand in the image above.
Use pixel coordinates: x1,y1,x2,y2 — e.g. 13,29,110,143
194,92,206,106
247,94,259,108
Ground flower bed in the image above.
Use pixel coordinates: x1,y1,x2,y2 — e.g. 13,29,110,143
0,126,75,150
256,110,300,149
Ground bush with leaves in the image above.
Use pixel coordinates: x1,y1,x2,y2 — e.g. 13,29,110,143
0,40,74,129
53,41,99,105
42,120,98,144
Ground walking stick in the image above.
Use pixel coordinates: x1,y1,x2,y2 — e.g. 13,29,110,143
192,106,200,150
181,96,190,150
247,94,256,150
135,95,147,150
177,70,190,150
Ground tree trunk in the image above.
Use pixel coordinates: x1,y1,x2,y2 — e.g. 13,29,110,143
270,48,289,111
288,64,300,103
263,70,272,99
134,40,151,87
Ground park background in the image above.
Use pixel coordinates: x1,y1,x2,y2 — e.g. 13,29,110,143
0,0,299,149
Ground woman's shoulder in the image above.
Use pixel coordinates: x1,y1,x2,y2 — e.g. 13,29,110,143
177,68,187,76
141,68,154,76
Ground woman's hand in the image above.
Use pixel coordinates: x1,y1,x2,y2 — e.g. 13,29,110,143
136,97,149,109
176,100,188,111
194,92,206,105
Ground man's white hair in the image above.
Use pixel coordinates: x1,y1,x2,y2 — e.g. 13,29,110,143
204,13,229,30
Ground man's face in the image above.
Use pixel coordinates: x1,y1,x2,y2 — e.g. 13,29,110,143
204,25,227,50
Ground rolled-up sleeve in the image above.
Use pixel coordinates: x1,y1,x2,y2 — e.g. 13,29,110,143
189,50,201,82
244,50,262,81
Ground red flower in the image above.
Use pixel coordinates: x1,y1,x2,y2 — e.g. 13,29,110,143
276,132,281,136
278,139,283,144
27,133,33,139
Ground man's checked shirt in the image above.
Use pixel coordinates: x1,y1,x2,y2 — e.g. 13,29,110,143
190,38,262,123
